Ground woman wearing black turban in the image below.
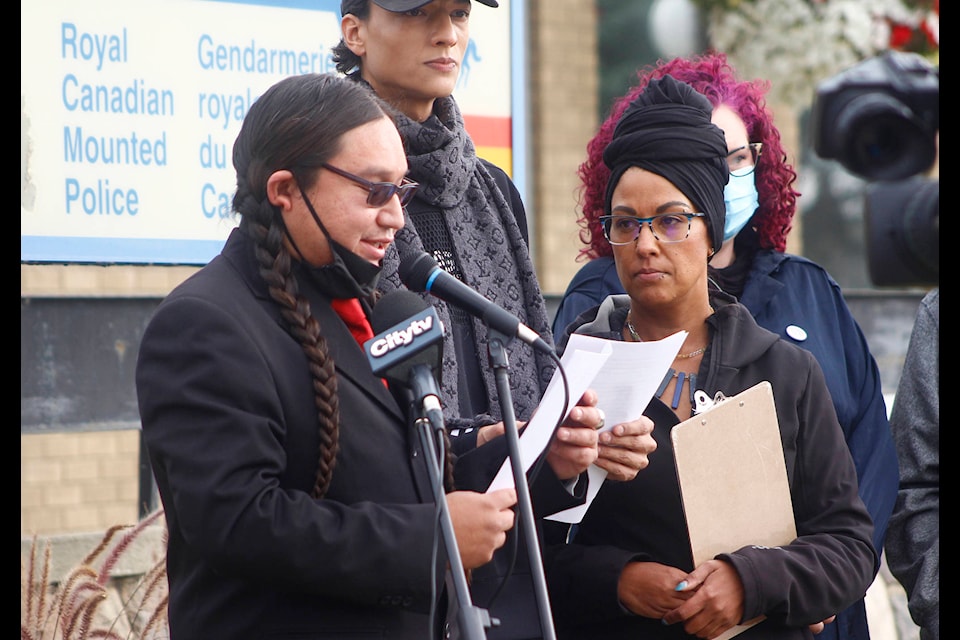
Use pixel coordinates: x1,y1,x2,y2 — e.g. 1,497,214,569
544,75,876,639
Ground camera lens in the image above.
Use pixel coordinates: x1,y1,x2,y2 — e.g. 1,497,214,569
811,51,938,182
866,178,938,287
837,93,936,181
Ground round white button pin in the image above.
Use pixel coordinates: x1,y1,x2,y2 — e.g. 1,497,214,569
786,325,808,341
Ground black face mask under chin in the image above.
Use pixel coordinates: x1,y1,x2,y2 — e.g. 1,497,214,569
286,186,383,300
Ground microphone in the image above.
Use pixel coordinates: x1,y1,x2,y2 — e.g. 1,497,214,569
398,252,555,355
365,289,445,429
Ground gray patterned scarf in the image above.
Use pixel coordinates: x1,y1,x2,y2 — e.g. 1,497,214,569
379,95,554,425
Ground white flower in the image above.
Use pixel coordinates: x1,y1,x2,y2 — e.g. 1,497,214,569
705,0,916,108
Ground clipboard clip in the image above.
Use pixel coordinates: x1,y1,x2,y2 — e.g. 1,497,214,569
693,390,728,415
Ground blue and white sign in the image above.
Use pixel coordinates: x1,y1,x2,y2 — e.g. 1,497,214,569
21,0,517,264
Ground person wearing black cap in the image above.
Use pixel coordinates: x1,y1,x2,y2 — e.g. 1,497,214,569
543,75,877,640
333,0,590,471
333,2,545,435
331,4,658,640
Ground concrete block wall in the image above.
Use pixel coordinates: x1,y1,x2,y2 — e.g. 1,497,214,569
527,0,600,294
22,264,194,538
21,430,141,536
21,264,199,298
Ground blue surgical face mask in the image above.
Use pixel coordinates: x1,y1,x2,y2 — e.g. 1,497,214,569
723,168,759,242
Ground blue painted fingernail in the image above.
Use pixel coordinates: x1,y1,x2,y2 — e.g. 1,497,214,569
675,581,687,591
662,618,669,625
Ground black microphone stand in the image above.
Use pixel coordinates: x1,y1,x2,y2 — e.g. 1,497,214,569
487,329,558,640
412,367,492,640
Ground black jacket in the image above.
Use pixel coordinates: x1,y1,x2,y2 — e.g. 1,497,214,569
544,292,877,639
138,229,448,639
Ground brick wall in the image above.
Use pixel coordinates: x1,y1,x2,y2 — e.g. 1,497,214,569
22,264,193,537
21,431,142,536
21,264,200,298
21,264,191,537
528,0,600,294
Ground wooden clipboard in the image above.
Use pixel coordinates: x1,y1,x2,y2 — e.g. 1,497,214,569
671,381,796,640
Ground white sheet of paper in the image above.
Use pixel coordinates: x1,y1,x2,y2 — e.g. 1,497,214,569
546,330,686,523
485,330,686,526
486,338,611,492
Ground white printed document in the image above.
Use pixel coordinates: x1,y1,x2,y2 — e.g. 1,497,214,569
486,331,684,523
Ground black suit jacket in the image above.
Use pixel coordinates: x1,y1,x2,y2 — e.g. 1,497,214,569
138,228,450,639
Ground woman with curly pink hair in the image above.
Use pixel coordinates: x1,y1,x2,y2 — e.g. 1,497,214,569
551,51,897,640
577,53,795,259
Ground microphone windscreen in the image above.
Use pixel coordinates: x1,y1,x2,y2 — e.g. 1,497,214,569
398,252,439,292
366,289,443,383
370,289,431,335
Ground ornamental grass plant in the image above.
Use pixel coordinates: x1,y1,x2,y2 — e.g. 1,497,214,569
21,508,170,640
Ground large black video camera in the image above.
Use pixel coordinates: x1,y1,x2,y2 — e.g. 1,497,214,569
810,50,938,287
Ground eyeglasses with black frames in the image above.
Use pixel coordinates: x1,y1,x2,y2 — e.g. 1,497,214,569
725,142,763,176
321,162,419,207
600,212,707,245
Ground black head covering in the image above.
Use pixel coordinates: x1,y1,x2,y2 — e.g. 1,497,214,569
603,74,729,252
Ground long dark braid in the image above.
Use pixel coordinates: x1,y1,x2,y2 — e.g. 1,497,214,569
232,74,376,498
231,73,455,496
251,207,341,499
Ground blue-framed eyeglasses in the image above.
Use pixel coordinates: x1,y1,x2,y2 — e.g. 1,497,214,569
599,212,707,245
725,142,763,176
321,162,419,207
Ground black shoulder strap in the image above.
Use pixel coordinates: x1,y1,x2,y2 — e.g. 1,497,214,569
480,159,529,244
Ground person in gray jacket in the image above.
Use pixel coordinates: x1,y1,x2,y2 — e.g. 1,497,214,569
885,287,939,640
543,74,876,640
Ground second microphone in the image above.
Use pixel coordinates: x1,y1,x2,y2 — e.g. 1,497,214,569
398,252,555,355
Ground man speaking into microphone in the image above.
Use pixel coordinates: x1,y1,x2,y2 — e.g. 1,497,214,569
135,73,521,640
